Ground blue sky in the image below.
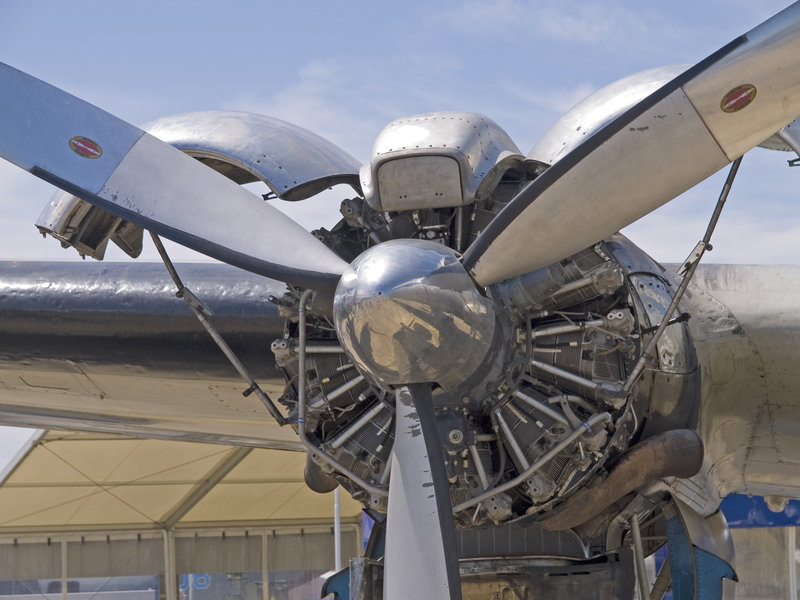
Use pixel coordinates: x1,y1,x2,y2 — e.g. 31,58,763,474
1,0,797,265
0,2,797,456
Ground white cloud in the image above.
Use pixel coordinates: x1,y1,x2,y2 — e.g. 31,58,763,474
625,214,800,266
228,50,476,163
231,58,377,160
444,0,661,45
623,147,800,265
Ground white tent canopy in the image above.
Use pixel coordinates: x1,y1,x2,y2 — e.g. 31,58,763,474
0,430,364,598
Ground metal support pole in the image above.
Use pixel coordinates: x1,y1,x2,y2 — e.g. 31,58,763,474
630,516,650,600
789,527,797,600
334,487,343,571
162,529,178,600
60,534,67,600
261,529,270,600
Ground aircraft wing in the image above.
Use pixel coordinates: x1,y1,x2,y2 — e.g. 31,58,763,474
0,261,297,450
3,258,800,506
687,264,800,502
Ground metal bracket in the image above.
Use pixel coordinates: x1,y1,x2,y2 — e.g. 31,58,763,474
149,232,287,426
678,241,708,277
176,287,212,318
640,312,690,336
623,156,742,394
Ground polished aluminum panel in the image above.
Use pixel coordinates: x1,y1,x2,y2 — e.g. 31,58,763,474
36,191,143,259
0,261,295,448
146,111,362,201
0,64,347,290
688,264,800,500
360,111,523,211
683,2,800,160
333,239,495,390
467,88,728,286
528,65,688,166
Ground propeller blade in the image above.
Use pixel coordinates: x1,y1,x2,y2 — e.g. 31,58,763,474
384,385,462,600
0,62,347,291
463,2,800,287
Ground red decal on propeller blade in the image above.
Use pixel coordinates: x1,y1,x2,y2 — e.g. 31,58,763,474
69,136,103,159
720,84,757,113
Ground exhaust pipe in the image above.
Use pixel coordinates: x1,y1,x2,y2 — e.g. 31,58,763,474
304,452,340,493
539,429,703,531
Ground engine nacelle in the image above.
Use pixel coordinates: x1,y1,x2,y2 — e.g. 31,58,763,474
273,214,697,530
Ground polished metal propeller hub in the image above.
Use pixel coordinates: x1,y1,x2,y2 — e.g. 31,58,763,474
333,239,496,391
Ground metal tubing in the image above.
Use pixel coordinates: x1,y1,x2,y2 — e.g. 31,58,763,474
310,374,366,409
455,206,464,252
469,444,490,489
261,529,270,600
380,458,392,485
513,389,570,426
530,358,608,393
553,274,599,295
329,402,385,450
539,429,703,531
162,529,178,600
495,409,530,469
531,319,604,338
452,412,611,514
630,515,651,600
649,557,671,600
305,345,346,354
334,487,342,571
60,534,67,600
297,290,388,499
790,527,797,600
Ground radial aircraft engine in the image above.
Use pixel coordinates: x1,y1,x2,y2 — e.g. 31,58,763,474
5,3,800,599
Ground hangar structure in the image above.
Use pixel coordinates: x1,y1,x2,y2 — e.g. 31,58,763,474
0,428,363,600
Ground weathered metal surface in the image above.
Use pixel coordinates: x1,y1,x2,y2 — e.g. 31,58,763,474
0,261,296,448
146,110,362,201
383,386,461,600
528,64,688,167
687,264,800,501
0,63,347,290
360,111,523,211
